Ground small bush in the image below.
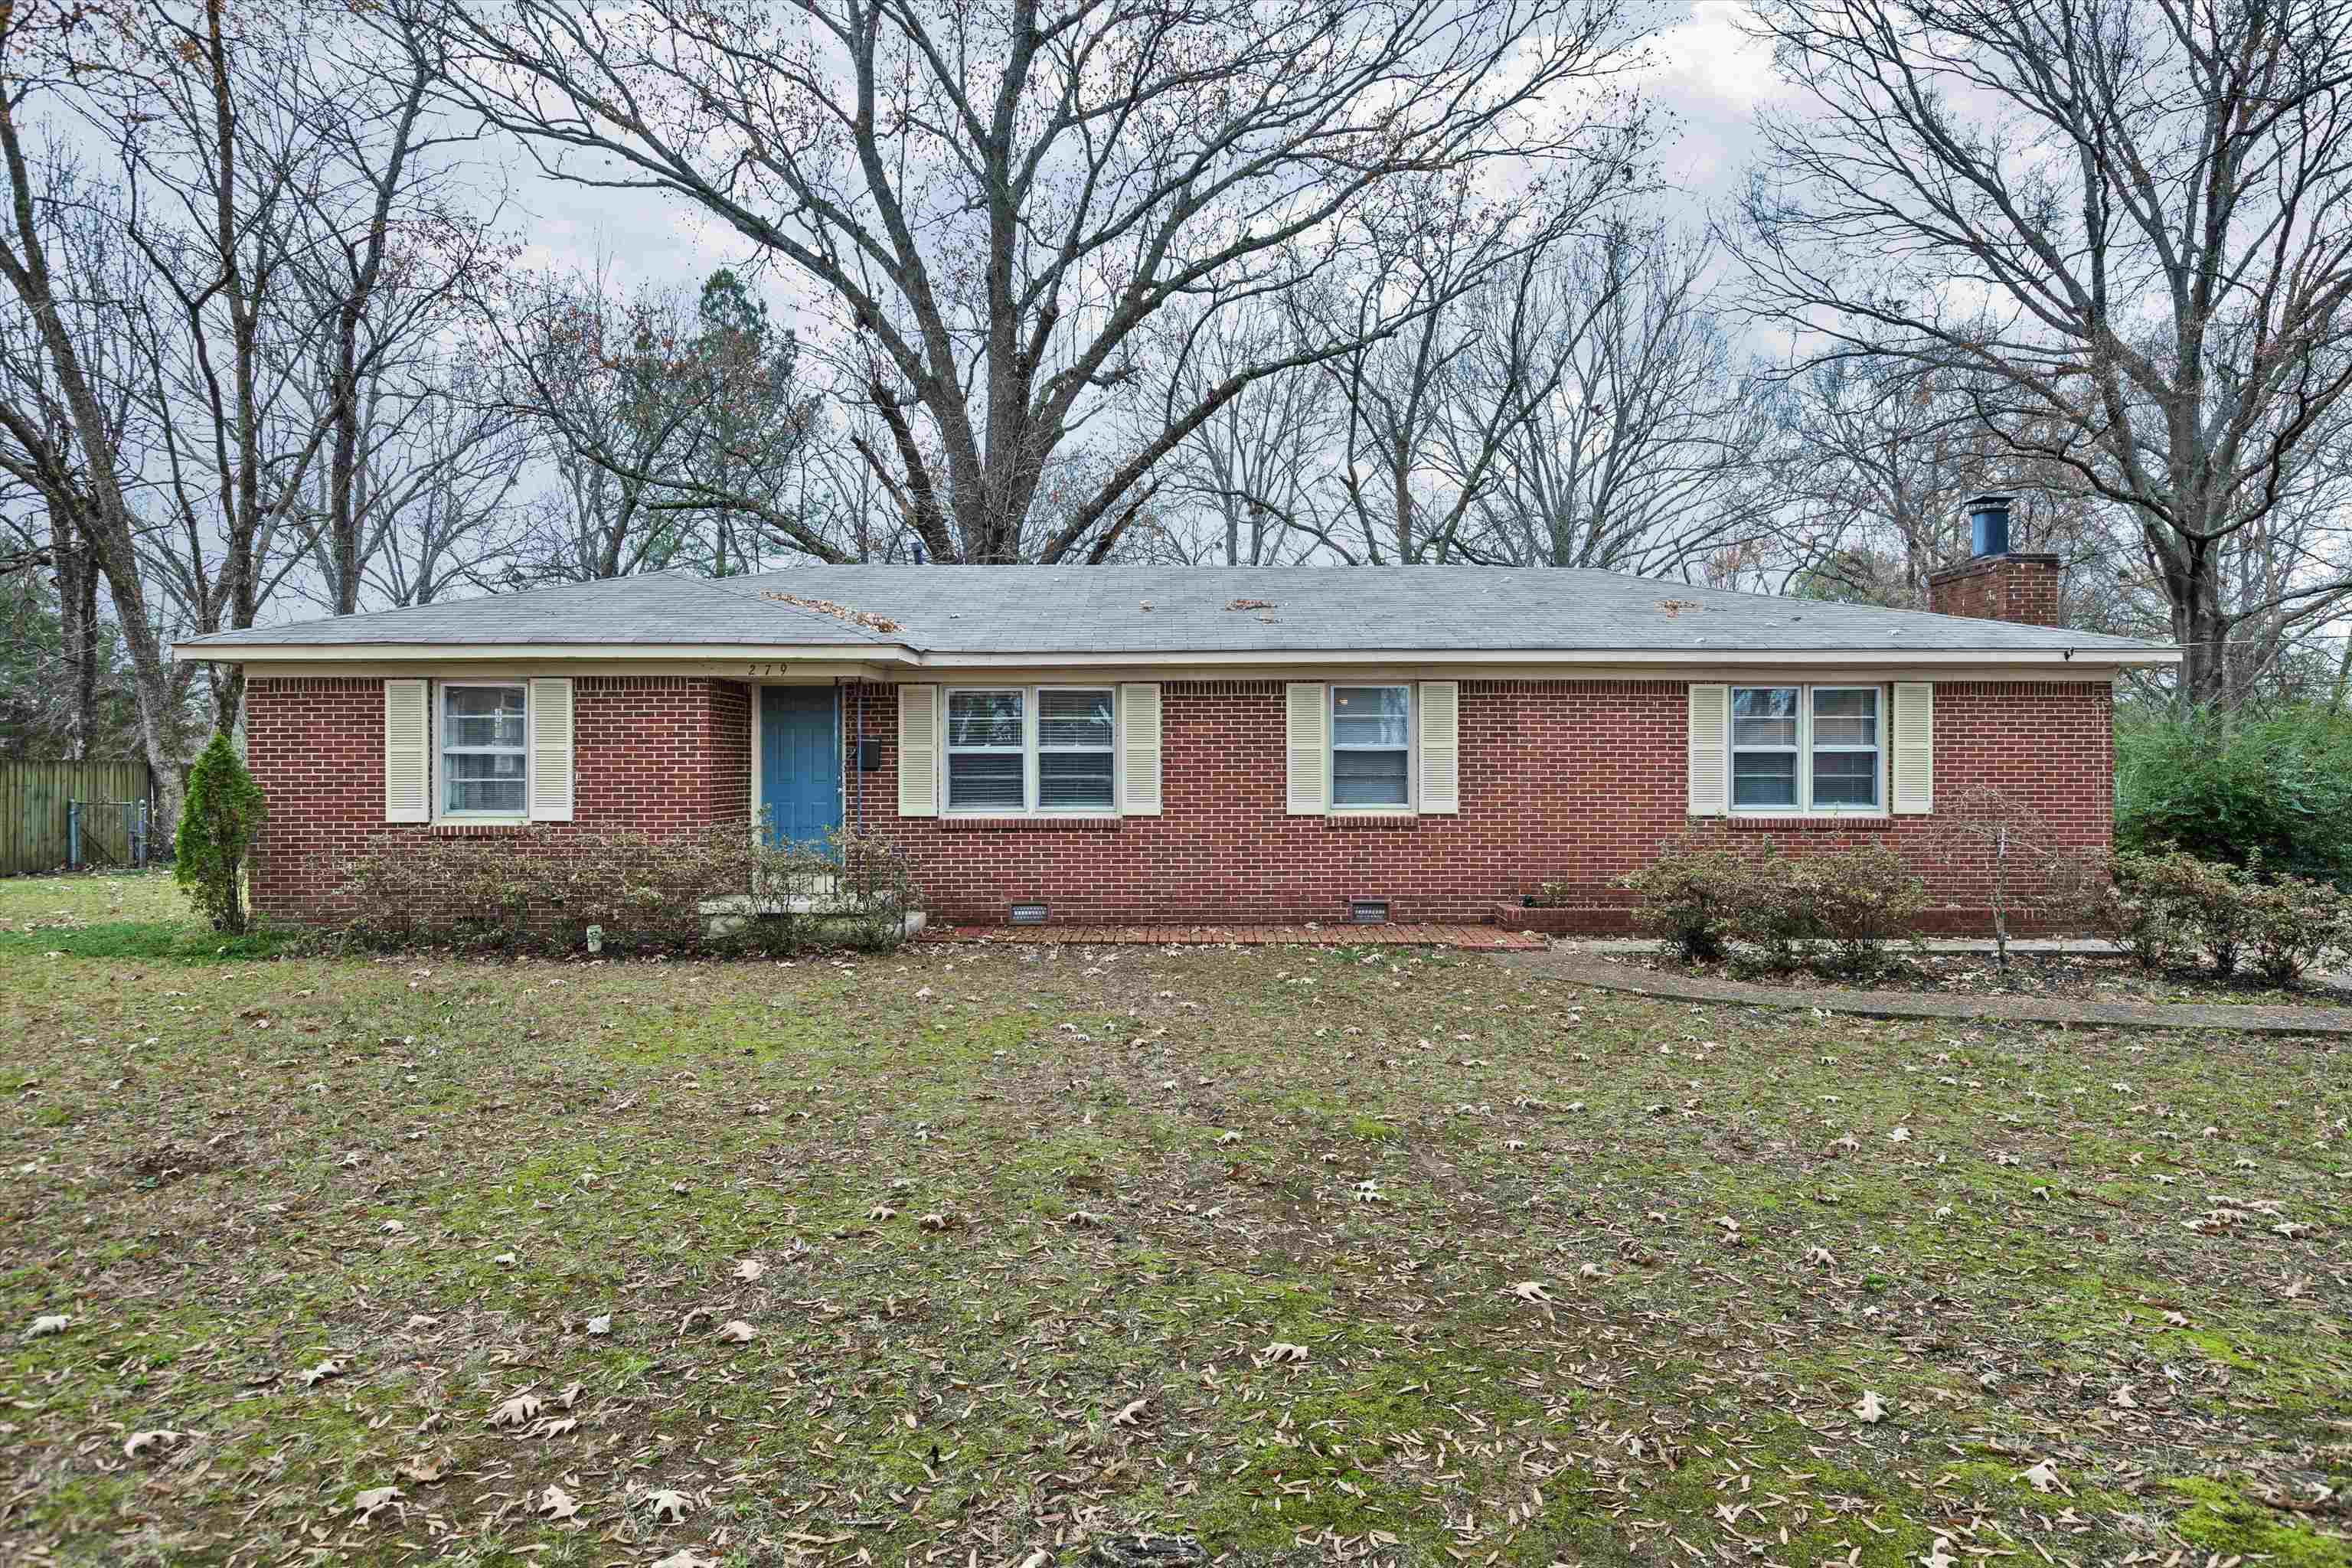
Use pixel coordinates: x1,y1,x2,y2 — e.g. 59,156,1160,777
2062,847,2351,987
339,821,920,956
2243,875,2350,987
1620,846,1746,961
1798,844,1930,975
2120,850,2255,978
2050,854,2177,971
1726,851,1826,970
175,731,268,935
1624,844,1926,976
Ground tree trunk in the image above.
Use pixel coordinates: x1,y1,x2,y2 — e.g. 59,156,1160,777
51,506,96,760
2155,526,2228,709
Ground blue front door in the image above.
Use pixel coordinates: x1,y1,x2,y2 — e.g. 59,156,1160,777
760,686,842,849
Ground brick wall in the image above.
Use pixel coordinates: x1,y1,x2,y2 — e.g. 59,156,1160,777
1925,554,2063,626
244,675,752,924
842,678,2114,931
243,672,2113,934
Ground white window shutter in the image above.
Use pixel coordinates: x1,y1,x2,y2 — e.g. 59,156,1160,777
1417,680,1459,814
1892,681,1935,814
528,678,575,822
897,684,939,816
1687,683,1729,816
1119,682,1161,815
1285,682,1327,815
384,678,430,822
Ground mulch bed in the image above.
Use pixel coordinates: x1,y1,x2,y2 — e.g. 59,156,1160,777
1632,947,2352,1006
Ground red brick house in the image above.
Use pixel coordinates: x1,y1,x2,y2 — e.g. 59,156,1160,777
175,520,2176,934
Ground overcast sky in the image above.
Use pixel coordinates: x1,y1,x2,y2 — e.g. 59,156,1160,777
504,1,1787,331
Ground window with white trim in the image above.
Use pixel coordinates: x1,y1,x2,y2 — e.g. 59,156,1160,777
946,686,1116,813
1730,685,1883,812
439,682,528,816
1331,684,1410,808
1037,688,1115,808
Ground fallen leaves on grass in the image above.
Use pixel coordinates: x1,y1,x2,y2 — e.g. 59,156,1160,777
487,1392,543,1429
298,1356,346,1388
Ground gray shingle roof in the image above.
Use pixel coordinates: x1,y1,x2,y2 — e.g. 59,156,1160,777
178,572,902,648
176,564,2174,659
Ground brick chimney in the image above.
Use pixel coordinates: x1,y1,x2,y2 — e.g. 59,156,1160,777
1924,495,2062,626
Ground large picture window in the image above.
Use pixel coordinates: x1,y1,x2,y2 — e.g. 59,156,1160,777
1331,684,1410,807
1730,685,1882,812
439,683,528,816
946,686,1116,813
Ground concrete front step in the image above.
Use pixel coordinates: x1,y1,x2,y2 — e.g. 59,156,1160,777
698,890,926,940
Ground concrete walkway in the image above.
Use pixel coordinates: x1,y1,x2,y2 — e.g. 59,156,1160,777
1504,950,2352,1036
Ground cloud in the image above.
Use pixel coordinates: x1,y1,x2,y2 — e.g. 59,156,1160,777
1635,2,1783,209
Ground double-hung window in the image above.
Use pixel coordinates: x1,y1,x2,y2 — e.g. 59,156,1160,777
439,682,528,816
946,686,1116,813
1331,684,1411,808
1730,685,1882,812
1037,688,1116,808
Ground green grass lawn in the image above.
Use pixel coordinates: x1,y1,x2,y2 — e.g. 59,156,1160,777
2,871,2347,1568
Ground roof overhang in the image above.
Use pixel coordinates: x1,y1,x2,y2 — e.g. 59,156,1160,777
175,639,2180,671
904,645,2184,670
173,641,920,665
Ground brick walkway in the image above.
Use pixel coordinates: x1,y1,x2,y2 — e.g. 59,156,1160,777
1504,952,2352,1036
919,921,1549,951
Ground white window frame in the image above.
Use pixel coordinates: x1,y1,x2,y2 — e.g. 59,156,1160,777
1727,683,1886,816
1329,682,1415,812
1033,684,1118,814
434,680,530,821
943,684,1119,816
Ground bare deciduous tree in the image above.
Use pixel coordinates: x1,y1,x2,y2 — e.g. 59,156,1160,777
1462,221,1775,575
491,266,835,581
0,41,194,814
1148,308,1334,565
425,0,1648,563
1738,0,2352,705
1773,357,2116,613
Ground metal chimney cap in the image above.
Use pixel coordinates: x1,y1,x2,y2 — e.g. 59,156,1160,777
1965,494,2016,557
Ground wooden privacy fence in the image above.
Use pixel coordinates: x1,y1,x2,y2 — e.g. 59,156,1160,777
0,760,156,877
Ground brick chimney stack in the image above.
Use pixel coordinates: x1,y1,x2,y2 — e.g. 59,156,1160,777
1924,495,2062,626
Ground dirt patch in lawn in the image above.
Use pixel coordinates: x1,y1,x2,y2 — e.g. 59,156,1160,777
120,1141,241,1187
2,873,2347,1568
1631,947,2352,1006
